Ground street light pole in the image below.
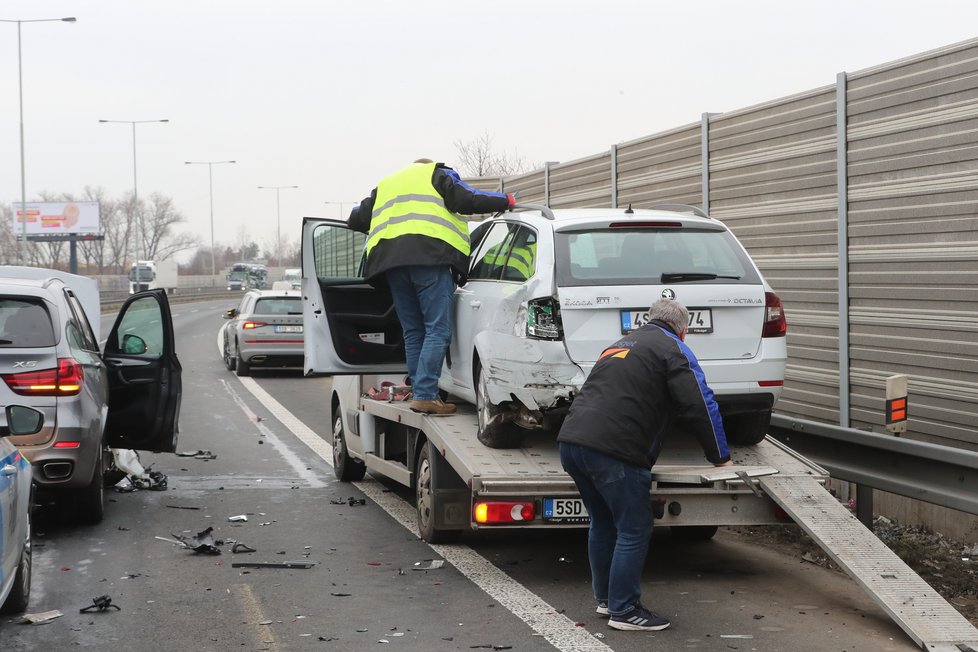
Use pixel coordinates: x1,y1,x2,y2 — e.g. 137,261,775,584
186,160,236,278
258,185,298,260
99,118,169,265
0,16,76,266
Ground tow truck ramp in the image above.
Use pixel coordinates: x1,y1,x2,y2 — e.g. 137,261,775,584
758,474,978,651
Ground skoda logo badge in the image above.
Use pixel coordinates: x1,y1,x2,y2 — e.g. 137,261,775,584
661,288,676,300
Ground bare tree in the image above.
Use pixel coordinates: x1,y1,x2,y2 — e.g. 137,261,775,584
142,193,201,260
453,131,531,177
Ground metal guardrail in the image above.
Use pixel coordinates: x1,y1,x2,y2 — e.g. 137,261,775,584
100,289,242,307
768,414,978,518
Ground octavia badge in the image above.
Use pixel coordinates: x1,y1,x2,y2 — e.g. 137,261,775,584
661,289,676,300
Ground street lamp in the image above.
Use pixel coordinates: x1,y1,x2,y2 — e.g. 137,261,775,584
324,201,357,220
98,118,169,265
185,160,236,278
0,16,77,265
257,185,298,258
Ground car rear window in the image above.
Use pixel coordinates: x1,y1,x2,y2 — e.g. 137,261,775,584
0,298,56,347
254,297,302,315
554,228,761,287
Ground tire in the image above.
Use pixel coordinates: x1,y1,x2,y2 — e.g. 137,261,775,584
0,495,31,613
723,411,770,446
332,413,365,482
223,336,236,371
415,443,460,544
235,343,251,377
75,447,106,525
670,525,719,542
475,361,523,449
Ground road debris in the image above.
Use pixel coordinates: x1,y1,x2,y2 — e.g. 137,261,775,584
110,448,168,491
228,515,248,522
165,504,201,511
21,610,64,625
176,449,218,460
231,542,257,553
413,560,445,570
79,595,121,613
330,496,367,506
166,526,223,555
231,560,318,569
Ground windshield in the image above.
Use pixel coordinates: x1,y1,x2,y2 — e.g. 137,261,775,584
129,266,155,282
228,272,247,281
555,228,760,287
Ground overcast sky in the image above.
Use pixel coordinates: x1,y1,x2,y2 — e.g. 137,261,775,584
3,0,978,260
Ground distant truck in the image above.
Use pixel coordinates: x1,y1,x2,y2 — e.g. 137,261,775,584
227,262,267,291
129,259,178,294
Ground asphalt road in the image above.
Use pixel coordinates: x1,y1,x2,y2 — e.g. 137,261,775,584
0,298,920,652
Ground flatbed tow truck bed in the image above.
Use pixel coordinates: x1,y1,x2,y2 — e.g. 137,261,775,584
351,397,978,649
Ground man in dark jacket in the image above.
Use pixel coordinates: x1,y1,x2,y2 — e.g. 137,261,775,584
349,159,513,414
558,298,733,631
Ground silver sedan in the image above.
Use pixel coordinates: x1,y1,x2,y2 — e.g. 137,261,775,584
222,290,304,376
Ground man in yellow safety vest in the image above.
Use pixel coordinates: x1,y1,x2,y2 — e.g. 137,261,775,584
349,159,514,414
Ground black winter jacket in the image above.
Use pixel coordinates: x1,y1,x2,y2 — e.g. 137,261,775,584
557,320,730,468
348,163,509,285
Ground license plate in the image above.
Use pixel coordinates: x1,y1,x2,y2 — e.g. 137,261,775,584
620,308,713,334
274,325,303,333
543,498,589,523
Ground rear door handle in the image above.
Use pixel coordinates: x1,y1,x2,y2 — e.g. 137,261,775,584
2,464,16,476
469,300,481,309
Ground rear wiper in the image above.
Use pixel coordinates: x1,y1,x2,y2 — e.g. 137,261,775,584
287,311,303,315
660,272,741,282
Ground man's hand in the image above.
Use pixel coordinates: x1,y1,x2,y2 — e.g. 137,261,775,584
714,460,734,467
507,193,516,208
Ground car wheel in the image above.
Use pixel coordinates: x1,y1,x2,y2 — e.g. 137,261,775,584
333,413,365,482
0,497,32,613
415,442,460,544
223,336,236,371
75,447,106,525
475,361,522,449
670,525,719,542
723,411,770,446
235,343,250,377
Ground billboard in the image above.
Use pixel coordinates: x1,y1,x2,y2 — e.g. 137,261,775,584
11,201,101,236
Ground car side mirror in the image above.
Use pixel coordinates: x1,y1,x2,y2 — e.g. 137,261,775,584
122,333,148,355
3,405,44,436
224,308,238,319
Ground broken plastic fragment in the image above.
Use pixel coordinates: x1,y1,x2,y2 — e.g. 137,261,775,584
413,559,445,570
231,542,257,554
79,595,121,613
22,610,64,625
172,526,222,555
231,560,318,569
228,515,248,522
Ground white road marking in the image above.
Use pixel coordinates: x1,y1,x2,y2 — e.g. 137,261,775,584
221,379,326,489
236,376,611,652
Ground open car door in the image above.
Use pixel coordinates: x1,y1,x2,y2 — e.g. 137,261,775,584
103,289,182,452
301,217,406,375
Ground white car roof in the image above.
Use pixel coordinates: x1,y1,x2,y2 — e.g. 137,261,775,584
500,207,723,233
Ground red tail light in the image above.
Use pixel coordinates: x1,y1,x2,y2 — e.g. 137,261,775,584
762,292,786,338
2,358,83,396
242,321,266,330
474,501,536,524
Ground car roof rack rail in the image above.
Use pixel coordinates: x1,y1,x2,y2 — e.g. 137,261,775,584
646,203,711,219
512,203,556,221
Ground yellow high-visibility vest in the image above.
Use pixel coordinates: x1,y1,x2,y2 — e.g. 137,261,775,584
366,163,469,257
483,241,535,279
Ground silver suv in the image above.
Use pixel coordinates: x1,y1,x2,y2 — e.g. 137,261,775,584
301,205,786,447
0,267,182,523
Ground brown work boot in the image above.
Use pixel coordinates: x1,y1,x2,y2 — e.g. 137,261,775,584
409,398,457,415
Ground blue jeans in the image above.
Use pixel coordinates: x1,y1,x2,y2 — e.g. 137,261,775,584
386,266,454,401
559,441,653,615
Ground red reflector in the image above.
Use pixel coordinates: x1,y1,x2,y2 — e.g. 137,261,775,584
609,221,682,228
53,441,80,449
474,501,536,524
758,380,784,387
2,358,83,396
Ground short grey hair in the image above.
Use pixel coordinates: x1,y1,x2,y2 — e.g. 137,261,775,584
648,299,688,336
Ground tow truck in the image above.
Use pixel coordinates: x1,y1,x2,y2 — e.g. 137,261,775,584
301,215,978,650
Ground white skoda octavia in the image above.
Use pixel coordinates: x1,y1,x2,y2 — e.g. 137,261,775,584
302,205,786,449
